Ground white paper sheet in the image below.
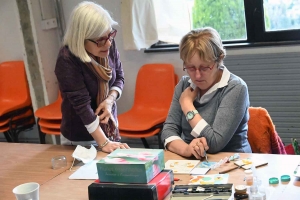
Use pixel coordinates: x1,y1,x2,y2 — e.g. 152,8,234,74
68,160,98,180
190,167,210,175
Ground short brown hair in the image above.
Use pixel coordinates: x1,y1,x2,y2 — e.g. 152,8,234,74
179,27,226,67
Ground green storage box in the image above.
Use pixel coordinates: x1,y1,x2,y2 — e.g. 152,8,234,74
97,148,164,183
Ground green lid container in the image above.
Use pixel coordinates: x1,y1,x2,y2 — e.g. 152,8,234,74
281,175,291,182
269,177,279,184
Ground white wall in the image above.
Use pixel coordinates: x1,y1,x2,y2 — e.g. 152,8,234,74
0,1,23,62
29,0,61,104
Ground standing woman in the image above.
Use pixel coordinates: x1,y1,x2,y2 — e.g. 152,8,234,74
55,1,129,152
161,27,251,159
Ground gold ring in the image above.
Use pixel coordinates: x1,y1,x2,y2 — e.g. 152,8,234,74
196,142,199,145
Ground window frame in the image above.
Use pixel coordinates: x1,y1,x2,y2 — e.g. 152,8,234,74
145,0,300,53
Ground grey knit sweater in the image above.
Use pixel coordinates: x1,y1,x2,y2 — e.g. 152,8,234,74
161,73,252,153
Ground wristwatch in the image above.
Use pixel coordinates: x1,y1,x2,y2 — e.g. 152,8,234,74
186,110,199,121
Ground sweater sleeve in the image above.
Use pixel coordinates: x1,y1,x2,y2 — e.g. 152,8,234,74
201,82,249,153
109,40,124,100
55,49,96,125
161,76,187,142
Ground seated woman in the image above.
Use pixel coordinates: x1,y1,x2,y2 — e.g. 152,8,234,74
161,27,252,159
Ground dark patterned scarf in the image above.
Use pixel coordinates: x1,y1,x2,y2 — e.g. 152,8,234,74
86,56,117,141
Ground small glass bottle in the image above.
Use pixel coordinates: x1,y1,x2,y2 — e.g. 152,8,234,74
244,169,254,186
250,178,265,200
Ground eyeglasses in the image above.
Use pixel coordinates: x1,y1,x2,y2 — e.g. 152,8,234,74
88,29,117,47
183,62,215,73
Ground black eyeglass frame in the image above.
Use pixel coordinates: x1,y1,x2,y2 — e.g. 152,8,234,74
88,28,117,47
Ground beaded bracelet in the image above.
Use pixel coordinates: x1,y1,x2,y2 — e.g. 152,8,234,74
108,94,116,101
98,139,109,150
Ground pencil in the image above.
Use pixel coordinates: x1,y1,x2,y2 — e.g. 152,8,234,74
255,162,268,168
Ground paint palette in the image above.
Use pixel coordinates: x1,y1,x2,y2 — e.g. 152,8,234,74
171,184,233,199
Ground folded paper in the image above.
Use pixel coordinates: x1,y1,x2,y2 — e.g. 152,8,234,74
72,145,97,164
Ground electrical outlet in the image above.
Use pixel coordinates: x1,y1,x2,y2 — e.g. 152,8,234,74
41,18,58,30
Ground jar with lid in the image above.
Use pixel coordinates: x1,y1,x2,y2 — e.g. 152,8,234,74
244,169,254,186
234,185,249,200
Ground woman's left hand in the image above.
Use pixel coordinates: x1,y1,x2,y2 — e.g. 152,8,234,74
95,98,114,124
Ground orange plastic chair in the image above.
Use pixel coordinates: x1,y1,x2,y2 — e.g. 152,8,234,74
35,91,62,143
35,91,62,120
38,118,61,129
0,112,35,142
0,61,32,115
0,61,35,142
119,128,162,148
39,126,60,136
175,73,179,84
248,107,286,154
118,63,177,148
0,109,33,127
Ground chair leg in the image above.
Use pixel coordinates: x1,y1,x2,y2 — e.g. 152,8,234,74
37,118,46,144
8,116,35,142
3,131,13,142
141,138,150,148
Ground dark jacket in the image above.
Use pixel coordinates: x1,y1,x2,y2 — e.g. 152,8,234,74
55,40,124,141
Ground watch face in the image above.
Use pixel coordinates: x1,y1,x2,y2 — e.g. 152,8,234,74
187,111,194,120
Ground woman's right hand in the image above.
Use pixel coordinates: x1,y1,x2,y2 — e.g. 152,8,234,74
95,97,114,124
101,141,130,153
188,137,209,159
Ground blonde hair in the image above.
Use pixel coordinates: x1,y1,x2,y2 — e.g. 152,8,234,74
179,27,226,67
63,1,117,62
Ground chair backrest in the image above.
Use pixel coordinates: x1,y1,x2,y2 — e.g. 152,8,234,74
175,74,179,84
0,61,31,114
133,63,176,113
248,107,286,154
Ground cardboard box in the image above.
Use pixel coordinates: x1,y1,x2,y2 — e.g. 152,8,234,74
88,170,174,200
96,148,164,183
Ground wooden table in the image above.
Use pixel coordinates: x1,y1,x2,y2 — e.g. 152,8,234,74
0,142,75,199
1,142,300,199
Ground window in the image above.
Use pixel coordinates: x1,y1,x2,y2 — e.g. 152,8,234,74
146,0,300,52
